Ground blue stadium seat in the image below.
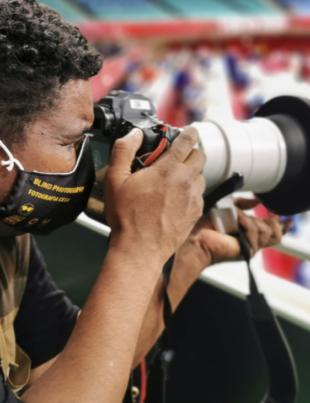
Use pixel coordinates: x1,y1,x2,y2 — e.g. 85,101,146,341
158,0,280,18
75,0,171,21
40,0,88,22
275,0,310,14
227,0,280,15
164,0,238,17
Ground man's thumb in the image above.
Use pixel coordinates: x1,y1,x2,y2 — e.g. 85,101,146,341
109,128,143,182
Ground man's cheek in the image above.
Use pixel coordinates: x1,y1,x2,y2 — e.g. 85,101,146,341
57,152,77,173
36,149,77,174
15,143,78,174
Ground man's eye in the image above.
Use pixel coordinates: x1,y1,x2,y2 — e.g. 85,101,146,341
67,139,83,149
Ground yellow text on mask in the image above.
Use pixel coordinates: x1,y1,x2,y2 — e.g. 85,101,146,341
33,179,84,194
28,189,70,202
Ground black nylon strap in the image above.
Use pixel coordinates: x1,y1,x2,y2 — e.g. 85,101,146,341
238,225,298,403
238,225,259,295
160,256,175,403
162,254,174,330
145,255,175,403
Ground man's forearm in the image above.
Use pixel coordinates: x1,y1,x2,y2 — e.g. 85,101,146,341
22,246,163,403
133,275,165,368
133,245,205,367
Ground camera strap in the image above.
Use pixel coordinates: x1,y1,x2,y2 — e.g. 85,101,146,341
238,225,298,403
145,255,175,403
204,174,298,403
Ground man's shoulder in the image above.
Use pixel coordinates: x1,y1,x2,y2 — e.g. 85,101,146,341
0,233,31,249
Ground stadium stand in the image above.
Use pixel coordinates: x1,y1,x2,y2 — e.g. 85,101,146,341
42,0,281,22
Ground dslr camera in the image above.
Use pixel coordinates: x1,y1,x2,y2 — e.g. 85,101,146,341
86,90,310,228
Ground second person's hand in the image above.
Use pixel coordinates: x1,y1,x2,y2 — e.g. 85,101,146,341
167,198,293,309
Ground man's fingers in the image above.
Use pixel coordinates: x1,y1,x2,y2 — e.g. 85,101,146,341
263,217,293,243
238,211,259,254
184,149,206,178
234,197,260,210
199,229,241,265
253,218,273,249
237,210,290,255
194,174,207,197
191,214,213,234
109,129,143,184
262,216,283,246
282,218,293,235
167,126,198,163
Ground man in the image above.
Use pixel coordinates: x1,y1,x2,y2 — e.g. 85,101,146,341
0,1,291,402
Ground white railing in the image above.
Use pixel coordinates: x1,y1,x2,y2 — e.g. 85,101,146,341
273,236,310,261
76,212,310,331
76,213,310,262
77,212,111,237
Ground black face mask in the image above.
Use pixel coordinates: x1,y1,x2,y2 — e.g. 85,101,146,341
0,136,95,235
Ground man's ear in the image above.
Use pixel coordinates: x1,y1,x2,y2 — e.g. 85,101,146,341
0,140,24,172
0,148,19,206
0,147,9,174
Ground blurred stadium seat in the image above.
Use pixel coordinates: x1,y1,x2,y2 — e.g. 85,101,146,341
161,0,279,18
276,0,310,14
225,0,280,15
41,0,88,22
73,0,171,21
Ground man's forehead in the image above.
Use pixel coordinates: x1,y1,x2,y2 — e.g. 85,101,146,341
58,79,94,120
41,79,94,139
61,79,93,107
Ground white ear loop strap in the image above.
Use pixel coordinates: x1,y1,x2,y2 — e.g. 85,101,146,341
0,140,24,172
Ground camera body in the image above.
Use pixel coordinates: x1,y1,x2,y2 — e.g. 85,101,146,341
91,90,180,154
86,90,180,224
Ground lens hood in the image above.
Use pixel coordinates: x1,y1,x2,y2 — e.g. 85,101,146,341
255,96,310,215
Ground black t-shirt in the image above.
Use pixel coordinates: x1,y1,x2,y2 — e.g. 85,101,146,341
0,237,79,402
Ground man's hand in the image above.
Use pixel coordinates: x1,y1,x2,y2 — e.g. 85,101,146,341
167,198,293,310
104,126,206,264
182,198,292,265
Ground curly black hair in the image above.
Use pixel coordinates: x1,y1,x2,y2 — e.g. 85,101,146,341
0,0,103,147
